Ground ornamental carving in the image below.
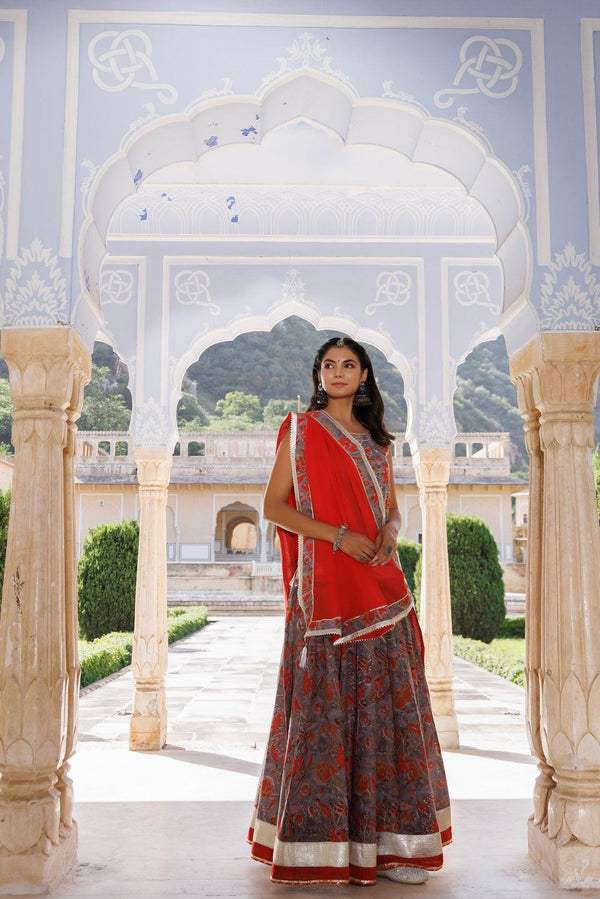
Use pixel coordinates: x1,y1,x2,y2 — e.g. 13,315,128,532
365,271,411,316
259,32,357,96
3,239,67,327
540,243,600,331
133,398,169,447
418,397,454,446
173,269,220,314
88,29,177,104
453,269,499,315
434,35,523,109
100,267,135,306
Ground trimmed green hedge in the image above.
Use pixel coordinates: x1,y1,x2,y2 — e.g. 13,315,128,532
396,538,420,594
78,520,139,640
497,616,525,638
79,606,209,688
453,634,525,687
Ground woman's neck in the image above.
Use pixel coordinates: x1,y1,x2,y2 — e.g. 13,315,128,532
322,400,368,434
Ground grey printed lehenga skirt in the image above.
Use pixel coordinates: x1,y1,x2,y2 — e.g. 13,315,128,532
248,586,452,885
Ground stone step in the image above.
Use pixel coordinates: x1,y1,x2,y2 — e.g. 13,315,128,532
168,590,284,615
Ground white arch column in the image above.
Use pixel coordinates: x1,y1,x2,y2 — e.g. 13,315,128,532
130,446,172,751
0,328,90,892
511,332,600,888
413,447,459,750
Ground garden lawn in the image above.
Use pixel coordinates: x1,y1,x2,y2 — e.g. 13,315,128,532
78,606,209,688
453,618,526,687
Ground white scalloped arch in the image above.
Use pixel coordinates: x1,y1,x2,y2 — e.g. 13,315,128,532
75,69,532,331
168,299,417,453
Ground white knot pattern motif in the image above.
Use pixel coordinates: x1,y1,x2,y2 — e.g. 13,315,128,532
174,269,220,314
88,30,177,104
365,271,411,315
434,35,522,109
101,268,135,306
454,270,499,316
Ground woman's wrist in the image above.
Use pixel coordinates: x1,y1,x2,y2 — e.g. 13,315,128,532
332,523,349,553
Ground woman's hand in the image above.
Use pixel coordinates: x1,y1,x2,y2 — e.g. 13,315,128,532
338,529,377,563
369,523,398,566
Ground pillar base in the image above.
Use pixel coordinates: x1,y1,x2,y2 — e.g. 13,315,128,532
0,822,77,895
129,714,167,752
434,714,459,750
528,818,600,889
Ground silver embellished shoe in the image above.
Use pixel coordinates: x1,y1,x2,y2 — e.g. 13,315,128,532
378,865,430,884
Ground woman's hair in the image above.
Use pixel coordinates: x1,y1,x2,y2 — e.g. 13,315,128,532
306,336,395,447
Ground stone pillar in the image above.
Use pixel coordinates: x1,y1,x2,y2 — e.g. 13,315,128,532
0,328,90,892
511,363,555,833
511,332,600,889
259,516,269,563
130,446,172,751
55,356,89,837
414,447,459,749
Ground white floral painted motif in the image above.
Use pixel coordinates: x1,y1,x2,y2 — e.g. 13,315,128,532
121,103,160,148
453,106,494,153
419,396,454,446
260,32,357,96
365,271,411,315
512,164,532,223
174,269,220,314
88,30,177,104
540,243,600,331
434,35,523,109
454,270,499,316
282,269,306,304
101,268,135,305
381,81,429,115
133,397,169,447
80,159,101,215
4,238,67,327
0,38,5,65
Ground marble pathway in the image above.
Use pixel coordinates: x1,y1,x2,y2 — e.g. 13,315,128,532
30,616,596,897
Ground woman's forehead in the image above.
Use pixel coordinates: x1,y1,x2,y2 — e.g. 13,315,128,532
321,349,361,364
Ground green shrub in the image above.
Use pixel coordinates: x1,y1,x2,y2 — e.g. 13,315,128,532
397,538,420,594
0,488,10,612
453,635,525,687
79,606,209,688
78,520,139,640
447,514,505,643
497,616,525,638
413,514,505,643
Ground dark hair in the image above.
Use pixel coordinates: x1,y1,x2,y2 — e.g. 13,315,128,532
306,336,395,447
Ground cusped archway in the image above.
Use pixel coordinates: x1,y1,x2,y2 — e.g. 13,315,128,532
75,69,533,338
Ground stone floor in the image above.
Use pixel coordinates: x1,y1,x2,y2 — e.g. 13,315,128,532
33,616,596,897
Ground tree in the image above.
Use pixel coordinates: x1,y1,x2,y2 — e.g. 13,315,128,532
79,364,132,431
0,380,13,450
177,392,209,429
263,398,298,429
414,514,505,643
0,489,10,612
215,391,263,423
78,520,139,640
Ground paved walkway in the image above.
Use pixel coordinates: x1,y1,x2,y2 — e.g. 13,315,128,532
36,617,593,897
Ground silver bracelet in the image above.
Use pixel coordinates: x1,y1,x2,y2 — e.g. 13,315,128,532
332,523,348,553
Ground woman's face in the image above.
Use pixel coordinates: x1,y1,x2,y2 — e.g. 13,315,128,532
319,347,366,400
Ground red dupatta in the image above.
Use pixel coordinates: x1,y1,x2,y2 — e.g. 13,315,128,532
276,410,415,644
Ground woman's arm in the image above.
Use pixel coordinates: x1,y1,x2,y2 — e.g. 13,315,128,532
263,430,377,562
370,446,402,566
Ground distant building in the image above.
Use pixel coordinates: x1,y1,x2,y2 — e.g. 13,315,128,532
74,428,524,567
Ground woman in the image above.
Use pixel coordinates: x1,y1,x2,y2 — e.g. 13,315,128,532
248,336,451,886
